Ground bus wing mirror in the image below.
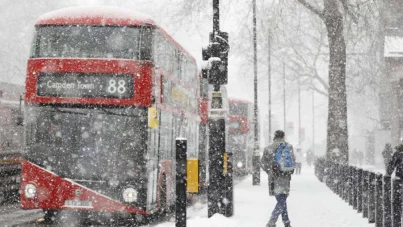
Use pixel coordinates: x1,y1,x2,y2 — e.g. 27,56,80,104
16,115,24,126
16,93,24,126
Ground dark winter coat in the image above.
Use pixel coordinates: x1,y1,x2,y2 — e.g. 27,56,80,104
260,138,295,195
387,148,403,179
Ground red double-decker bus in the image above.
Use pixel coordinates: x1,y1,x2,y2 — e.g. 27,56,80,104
227,98,253,176
21,6,202,223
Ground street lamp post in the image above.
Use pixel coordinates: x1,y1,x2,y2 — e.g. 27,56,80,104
252,0,260,186
298,76,301,147
283,62,286,133
312,81,315,154
268,32,272,145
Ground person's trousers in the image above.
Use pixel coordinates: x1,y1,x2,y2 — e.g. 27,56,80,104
269,194,290,225
296,163,302,174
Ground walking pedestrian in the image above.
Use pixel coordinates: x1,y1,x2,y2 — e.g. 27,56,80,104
306,148,314,167
357,149,364,166
386,144,403,178
382,143,393,171
294,148,302,175
261,130,294,227
350,149,358,166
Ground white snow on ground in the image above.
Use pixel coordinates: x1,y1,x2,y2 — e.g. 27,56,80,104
359,164,386,175
155,167,375,227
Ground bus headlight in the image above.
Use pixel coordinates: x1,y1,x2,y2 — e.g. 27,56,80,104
24,184,37,198
237,162,243,168
122,188,138,203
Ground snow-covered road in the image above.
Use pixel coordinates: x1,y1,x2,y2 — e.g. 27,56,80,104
0,203,42,227
156,167,374,227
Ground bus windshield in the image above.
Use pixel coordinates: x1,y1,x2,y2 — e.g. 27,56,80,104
25,105,147,183
33,26,141,59
229,102,248,116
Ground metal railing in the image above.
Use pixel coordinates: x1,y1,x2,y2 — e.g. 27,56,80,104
314,157,401,227
0,152,21,204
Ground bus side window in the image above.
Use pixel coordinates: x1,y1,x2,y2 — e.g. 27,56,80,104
140,27,153,60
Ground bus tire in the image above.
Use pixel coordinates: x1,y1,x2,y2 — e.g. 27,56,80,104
43,209,59,223
0,191,5,204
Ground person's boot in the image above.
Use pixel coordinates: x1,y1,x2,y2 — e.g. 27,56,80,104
266,221,276,227
284,221,292,227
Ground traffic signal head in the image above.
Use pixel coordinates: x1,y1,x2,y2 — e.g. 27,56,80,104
208,58,226,85
201,61,209,79
202,46,211,61
210,32,229,85
202,31,229,86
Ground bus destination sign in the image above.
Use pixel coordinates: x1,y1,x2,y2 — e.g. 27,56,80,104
37,72,134,99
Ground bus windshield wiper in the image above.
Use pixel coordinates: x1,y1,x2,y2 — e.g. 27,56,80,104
51,107,89,115
99,108,141,118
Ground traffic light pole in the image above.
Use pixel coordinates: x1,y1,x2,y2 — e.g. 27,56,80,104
203,0,231,218
268,32,272,145
298,76,301,147
208,104,226,217
213,0,219,32
208,0,223,217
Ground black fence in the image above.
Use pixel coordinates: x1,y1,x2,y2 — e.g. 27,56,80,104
314,157,401,227
0,152,21,204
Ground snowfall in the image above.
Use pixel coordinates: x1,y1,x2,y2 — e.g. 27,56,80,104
155,167,374,227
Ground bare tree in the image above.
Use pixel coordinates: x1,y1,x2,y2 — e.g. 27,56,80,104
140,0,382,162
294,0,353,163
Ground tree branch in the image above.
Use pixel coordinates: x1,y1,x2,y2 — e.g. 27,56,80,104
314,73,329,91
339,0,358,24
296,0,324,19
309,83,329,97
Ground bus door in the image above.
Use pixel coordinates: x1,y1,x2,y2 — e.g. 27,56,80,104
146,119,159,209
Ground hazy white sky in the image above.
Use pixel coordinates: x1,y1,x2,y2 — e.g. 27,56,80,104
0,0,332,152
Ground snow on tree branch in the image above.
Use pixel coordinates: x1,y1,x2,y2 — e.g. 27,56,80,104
296,0,324,19
339,0,358,24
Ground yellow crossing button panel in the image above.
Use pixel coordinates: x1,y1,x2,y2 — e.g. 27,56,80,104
187,158,199,194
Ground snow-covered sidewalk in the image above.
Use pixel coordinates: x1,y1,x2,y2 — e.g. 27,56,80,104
156,167,375,227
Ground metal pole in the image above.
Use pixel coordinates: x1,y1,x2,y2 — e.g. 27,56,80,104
268,32,272,145
207,0,230,217
223,152,234,217
384,175,392,227
208,116,226,217
348,166,354,206
336,164,341,196
176,139,187,227
375,173,383,227
357,168,363,213
312,78,315,154
213,0,219,33
298,76,301,147
252,0,260,186
283,62,286,132
392,178,402,227
363,170,369,218
368,172,376,223
343,165,348,201
353,167,358,210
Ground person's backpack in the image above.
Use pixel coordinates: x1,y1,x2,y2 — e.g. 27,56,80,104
274,143,295,173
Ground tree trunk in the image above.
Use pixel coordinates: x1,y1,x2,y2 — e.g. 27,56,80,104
323,0,349,164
